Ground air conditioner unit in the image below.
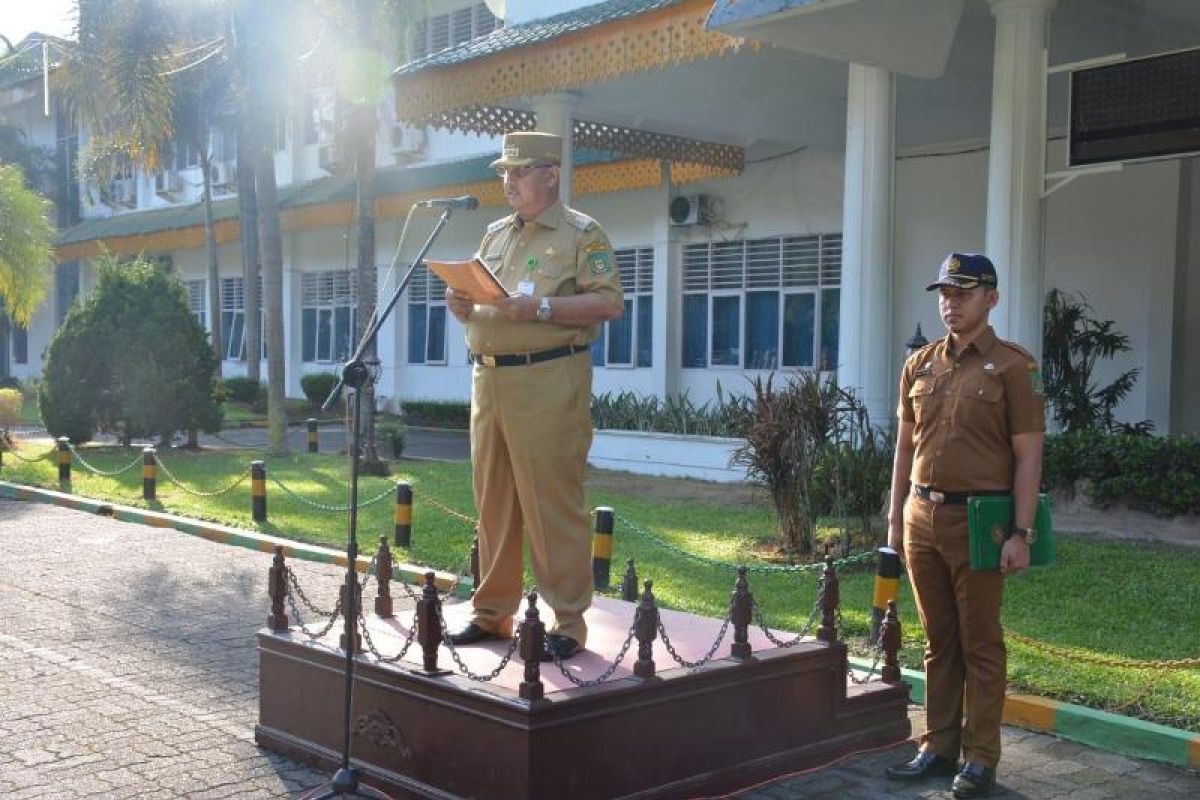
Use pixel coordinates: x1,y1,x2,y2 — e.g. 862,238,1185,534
391,124,426,157
669,194,713,226
154,170,185,199
109,178,137,208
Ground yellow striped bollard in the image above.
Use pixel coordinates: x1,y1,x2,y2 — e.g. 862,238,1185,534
142,447,157,501
394,481,412,547
57,437,71,484
592,506,615,590
251,460,267,522
306,418,318,453
870,546,902,644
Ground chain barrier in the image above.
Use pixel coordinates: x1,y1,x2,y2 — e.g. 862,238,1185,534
5,445,56,463
842,610,885,685
615,512,876,575
548,613,641,688
438,615,523,682
1004,628,1200,671
287,568,337,617
286,582,344,641
65,444,144,477
754,599,822,649
268,474,397,513
155,455,251,497
358,609,418,665
208,432,258,450
413,486,479,530
657,602,734,670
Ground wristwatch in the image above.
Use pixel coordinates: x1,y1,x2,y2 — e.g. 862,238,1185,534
1007,525,1035,543
536,296,553,322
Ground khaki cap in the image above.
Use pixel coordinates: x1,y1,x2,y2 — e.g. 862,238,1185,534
489,131,563,170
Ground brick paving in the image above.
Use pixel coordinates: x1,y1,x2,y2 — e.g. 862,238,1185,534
2,500,1199,799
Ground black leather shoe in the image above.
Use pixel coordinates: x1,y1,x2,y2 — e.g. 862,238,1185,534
446,622,501,646
885,750,959,781
952,762,996,798
540,633,583,662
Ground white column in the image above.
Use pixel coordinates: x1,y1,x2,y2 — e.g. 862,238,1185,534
837,63,895,427
654,160,679,399
985,0,1056,353
533,92,579,204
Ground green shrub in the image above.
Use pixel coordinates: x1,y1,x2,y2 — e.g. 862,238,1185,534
591,386,752,437
401,400,471,429
300,372,339,409
0,377,20,391
0,388,21,427
1043,432,1200,517
223,376,266,405
377,417,407,459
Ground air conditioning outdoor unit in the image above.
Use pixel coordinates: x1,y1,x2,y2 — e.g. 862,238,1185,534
391,124,427,157
669,194,713,226
154,170,185,199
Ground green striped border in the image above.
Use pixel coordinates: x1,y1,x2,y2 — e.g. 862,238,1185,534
0,480,472,599
848,657,1200,771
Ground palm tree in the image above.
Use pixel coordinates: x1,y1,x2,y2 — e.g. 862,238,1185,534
0,164,56,326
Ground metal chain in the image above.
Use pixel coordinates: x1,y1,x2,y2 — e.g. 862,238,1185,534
286,584,344,640
286,568,337,617
548,612,641,688
657,600,734,670
156,456,251,497
1003,627,1200,670
754,599,822,648
615,512,876,574
414,487,478,529
438,615,523,682
268,474,396,512
65,444,144,476
6,445,56,463
358,610,418,665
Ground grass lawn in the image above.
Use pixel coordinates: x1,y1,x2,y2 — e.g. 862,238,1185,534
2,436,1198,732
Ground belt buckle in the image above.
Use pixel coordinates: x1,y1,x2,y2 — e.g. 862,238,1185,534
481,354,497,368
928,490,945,504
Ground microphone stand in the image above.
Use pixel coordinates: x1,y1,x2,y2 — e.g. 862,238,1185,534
301,204,459,799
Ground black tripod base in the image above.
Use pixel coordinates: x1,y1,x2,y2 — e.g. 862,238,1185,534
300,766,395,799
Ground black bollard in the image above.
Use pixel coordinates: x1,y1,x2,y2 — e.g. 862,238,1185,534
374,535,394,618
730,566,753,660
634,580,659,680
57,437,70,484
393,481,412,547
267,546,289,632
519,592,546,701
142,447,157,501
306,418,319,453
620,558,639,602
251,460,266,522
591,506,615,590
416,571,443,673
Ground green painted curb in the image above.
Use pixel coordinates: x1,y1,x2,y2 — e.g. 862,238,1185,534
0,480,473,600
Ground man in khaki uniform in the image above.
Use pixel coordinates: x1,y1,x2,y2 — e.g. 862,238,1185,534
884,253,1045,798
444,131,623,661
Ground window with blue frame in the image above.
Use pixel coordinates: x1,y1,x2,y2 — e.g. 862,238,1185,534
220,276,265,361
593,246,653,367
406,264,448,364
681,233,841,370
301,270,374,363
185,280,206,329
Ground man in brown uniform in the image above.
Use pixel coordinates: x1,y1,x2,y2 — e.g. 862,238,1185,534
444,131,623,661
884,253,1045,798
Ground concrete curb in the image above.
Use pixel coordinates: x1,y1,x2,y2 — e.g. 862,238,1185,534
0,480,473,599
847,656,1200,771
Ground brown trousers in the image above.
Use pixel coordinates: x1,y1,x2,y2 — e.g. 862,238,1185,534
904,492,1006,768
468,351,594,645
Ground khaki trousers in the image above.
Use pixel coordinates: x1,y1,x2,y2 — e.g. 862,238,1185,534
468,351,594,645
904,493,1006,768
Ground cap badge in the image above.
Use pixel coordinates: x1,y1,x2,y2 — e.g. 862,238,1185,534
503,144,520,158
946,257,961,273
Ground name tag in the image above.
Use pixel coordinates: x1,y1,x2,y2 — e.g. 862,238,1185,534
516,280,536,297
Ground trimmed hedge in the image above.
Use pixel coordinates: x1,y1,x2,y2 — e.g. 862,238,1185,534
401,400,471,429
222,377,266,405
300,372,339,408
1043,432,1200,517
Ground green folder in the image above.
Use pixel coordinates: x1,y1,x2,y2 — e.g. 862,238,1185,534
967,494,1055,571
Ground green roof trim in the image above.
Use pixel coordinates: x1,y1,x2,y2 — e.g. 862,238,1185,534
395,0,681,76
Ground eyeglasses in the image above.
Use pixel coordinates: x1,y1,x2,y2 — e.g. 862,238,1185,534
494,164,554,179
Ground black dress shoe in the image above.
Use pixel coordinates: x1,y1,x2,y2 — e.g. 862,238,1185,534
446,621,501,646
885,750,959,781
952,762,996,798
540,633,582,662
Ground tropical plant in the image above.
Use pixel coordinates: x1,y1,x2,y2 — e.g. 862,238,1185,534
1042,288,1146,433
0,164,56,326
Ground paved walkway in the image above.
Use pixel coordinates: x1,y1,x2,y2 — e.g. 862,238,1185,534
2,501,1199,798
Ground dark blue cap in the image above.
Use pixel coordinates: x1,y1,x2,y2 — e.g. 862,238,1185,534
926,253,998,291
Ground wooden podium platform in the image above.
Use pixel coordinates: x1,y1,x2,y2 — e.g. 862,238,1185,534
256,594,911,799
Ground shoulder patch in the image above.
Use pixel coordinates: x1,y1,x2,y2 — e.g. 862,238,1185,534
486,215,513,235
563,207,597,232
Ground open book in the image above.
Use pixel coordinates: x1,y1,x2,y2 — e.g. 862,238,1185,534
427,257,508,304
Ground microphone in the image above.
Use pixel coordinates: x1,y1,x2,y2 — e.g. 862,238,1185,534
418,195,479,210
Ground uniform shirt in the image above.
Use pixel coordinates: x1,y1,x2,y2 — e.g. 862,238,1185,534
898,326,1045,492
465,200,623,355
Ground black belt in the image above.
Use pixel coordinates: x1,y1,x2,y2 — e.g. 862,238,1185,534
913,486,1010,505
470,344,590,368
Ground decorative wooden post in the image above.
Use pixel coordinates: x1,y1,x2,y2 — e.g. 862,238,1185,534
339,579,362,652
519,591,546,701
416,571,443,673
817,550,840,644
56,437,71,484
306,418,319,453
374,535,394,618
251,460,267,522
142,447,157,501
267,545,289,632
633,580,659,680
880,600,903,685
393,481,412,547
591,506,614,590
620,558,639,602
730,566,753,660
